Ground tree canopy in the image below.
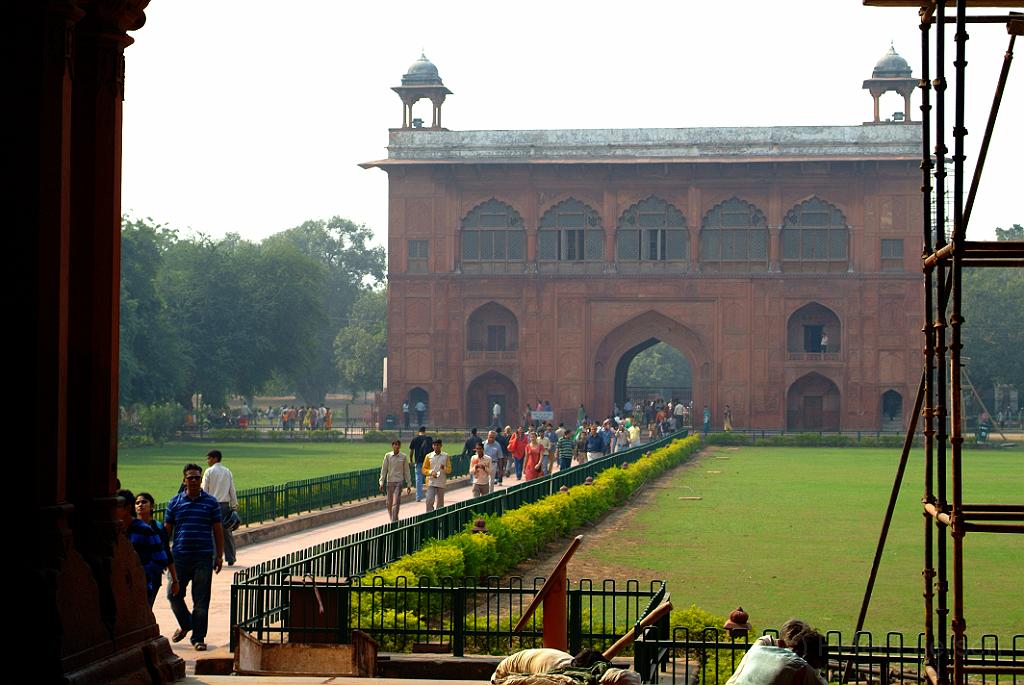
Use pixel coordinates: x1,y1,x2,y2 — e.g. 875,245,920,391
263,217,385,403
334,288,387,394
627,342,693,392
961,224,1024,410
119,215,385,409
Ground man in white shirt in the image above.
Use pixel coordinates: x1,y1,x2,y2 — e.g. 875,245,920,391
201,449,238,566
422,439,451,512
673,401,686,429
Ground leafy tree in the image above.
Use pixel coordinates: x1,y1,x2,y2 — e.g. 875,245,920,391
961,224,1024,410
627,342,693,391
254,240,329,383
994,223,1023,241
157,234,271,406
119,217,188,405
334,288,387,393
263,217,385,403
119,215,382,410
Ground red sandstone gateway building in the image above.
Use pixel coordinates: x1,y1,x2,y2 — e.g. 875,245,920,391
364,51,923,432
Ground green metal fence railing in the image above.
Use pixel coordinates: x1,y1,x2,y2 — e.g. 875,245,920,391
229,429,687,650
235,575,666,657
154,453,472,526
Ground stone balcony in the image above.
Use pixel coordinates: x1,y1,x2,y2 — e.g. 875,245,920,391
786,352,843,362
466,350,518,362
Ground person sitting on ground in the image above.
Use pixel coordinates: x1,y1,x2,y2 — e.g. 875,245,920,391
725,619,828,685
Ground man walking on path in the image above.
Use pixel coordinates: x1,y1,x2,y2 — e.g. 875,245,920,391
483,430,504,488
408,426,433,501
201,449,238,566
461,427,483,458
379,440,412,522
422,438,451,512
556,430,575,471
165,463,224,652
469,443,492,496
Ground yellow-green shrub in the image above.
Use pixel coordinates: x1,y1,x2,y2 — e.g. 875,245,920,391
365,435,701,585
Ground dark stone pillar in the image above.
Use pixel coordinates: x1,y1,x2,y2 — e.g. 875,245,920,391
18,0,184,680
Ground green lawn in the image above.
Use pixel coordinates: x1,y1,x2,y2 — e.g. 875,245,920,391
117,441,397,503
571,445,1023,640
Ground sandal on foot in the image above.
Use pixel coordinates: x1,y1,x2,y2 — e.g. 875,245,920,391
171,628,189,643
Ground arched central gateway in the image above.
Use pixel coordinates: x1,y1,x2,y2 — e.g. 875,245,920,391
615,339,693,408
593,311,710,419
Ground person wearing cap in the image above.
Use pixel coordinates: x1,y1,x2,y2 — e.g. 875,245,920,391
422,438,451,512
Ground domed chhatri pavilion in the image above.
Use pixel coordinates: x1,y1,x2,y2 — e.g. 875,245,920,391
364,49,923,432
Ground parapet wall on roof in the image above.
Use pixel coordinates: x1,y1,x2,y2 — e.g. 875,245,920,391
373,124,921,165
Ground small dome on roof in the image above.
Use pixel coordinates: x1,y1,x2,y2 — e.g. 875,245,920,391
872,44,912,78
402,52,444,86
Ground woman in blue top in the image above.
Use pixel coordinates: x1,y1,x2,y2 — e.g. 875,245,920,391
135,491,178,607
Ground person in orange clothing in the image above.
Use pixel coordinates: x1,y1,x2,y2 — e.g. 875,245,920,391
508,426,527,480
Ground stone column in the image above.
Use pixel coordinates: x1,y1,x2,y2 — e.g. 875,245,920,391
769,226,781,272
687,186,701,272
525,190,538,273
68,0,139,514
31,0,82,511
768,184,782,272
67,0,182,679
602,189,617,273
22,4,106,680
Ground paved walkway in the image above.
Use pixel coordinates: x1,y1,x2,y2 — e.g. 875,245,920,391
153,476,493,670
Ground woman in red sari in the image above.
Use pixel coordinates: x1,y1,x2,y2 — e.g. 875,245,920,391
524,432,544,480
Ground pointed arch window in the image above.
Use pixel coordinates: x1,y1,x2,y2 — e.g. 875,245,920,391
616,197,688,270
538,199,604,263
460,199,525,274
699,198,769,272
781,197,850,272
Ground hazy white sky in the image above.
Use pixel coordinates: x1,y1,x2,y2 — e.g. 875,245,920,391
122,1,1020,247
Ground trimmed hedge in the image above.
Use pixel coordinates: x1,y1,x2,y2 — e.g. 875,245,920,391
705,431,918,448
704,431,986,449
363,430,472,445
364,434,702,586
342,435,776,656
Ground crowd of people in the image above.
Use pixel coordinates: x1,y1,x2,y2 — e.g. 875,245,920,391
379,397,703,519
182,403,338,431
275,404,334,431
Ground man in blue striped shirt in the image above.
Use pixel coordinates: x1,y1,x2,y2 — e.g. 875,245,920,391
164,463,224,651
